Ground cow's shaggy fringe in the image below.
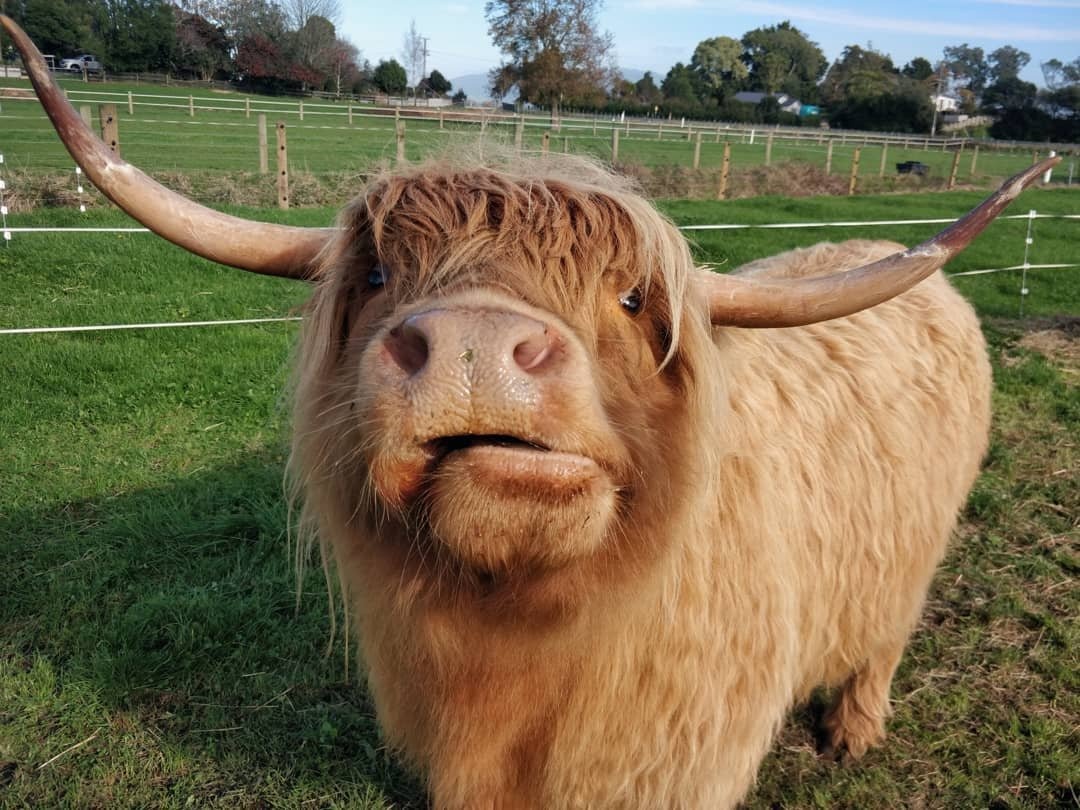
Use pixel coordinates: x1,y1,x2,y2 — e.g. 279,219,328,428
286,153,991,808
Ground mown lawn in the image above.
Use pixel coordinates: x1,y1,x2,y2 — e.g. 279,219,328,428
0,188,1077,808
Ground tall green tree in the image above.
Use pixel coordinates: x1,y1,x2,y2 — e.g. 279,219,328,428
12,0,97,57
372,58,406,94
100,0,177,71
943,43,989,98
740,21,826,100
988,45,1030,84
690,36,747,103
485,0,615,110
902,57,934,81
173,10,231,79
821,45,896,105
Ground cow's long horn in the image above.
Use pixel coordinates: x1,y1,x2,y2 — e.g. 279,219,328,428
1,15,329,279
701,157,1059,327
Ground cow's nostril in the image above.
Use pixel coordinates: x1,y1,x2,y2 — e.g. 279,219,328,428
513,329,556,372
386,322,430,375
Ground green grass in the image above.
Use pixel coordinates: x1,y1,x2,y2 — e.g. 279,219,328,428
1,75,1063,184
1,189,1077,808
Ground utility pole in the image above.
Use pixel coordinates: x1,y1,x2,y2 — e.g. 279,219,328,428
421,37,429,85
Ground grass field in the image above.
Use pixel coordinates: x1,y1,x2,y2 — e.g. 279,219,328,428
0,187,1077,808
0,75,1067,186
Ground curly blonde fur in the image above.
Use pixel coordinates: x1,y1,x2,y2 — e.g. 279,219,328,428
289,155,991,809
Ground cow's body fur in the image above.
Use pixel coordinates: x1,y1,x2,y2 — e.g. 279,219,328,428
291,161,991,808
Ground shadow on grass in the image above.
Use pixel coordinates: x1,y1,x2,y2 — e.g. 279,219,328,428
0,455,426,808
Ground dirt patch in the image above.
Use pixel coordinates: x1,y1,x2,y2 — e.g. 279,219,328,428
1018,319,1080,373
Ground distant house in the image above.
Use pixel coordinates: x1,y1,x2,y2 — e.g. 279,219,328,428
930,94,960,112
733,91,804,116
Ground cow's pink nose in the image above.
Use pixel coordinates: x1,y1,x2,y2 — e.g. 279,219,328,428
383,308,561,378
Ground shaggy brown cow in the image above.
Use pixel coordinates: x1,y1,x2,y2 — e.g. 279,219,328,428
5,16,1057,808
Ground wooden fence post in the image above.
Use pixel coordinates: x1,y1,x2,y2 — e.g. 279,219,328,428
79,105,92,127
188,95,194,117
970,145,979,176
396,120,406,164
258,114,268,174
948,149,962,190
825,140,834,175
564,136,570,153
439,110,445,131
127,91,133,116
99,104,119,156
611,128,619,162
276,122,289,210
541,131,550,154
848,147,860,195
299,101,304,121
765,133,773,166
878,143,888,178
657,124,663,141
717,142,731,200
693,131,702,170
515,116,524,152
245,97,251,118
348,104,353,125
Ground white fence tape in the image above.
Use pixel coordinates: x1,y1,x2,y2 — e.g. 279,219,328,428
0,317,301,335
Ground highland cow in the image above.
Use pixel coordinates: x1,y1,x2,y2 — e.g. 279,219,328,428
5,15,1058,809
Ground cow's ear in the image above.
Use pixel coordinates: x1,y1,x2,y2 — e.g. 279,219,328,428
699,157,1057,328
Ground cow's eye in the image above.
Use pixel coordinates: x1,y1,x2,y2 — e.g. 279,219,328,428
619,288,642,315
367,265,387,289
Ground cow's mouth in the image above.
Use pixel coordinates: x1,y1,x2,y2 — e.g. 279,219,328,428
420,433,607,500
424,434,551,461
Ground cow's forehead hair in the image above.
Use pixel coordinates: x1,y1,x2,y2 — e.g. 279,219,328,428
331,155,693,344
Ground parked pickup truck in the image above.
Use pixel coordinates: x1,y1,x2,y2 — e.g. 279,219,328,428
60,54,103,73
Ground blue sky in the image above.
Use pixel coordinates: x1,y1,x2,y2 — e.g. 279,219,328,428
339,0,1080,87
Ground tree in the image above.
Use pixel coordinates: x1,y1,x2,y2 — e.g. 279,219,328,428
485,0,615,111
988,45,1029,84
13,0,97,57
634,71,662,107
902,57,934,81
373,58,407,94
821,45,896,105
741,21,826,99
279,0,341,31
99,0,178,72
289,13,337,89
401,19,425,88
180,0,288,48
174,9,232,79
426,69,451,95
981,76,1037,112
1041,57,1080,90
943,43,989,99
690,36,747,103
661,62,699,105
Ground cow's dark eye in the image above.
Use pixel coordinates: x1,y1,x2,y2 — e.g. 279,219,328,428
619,289,642,315
367,265,387,289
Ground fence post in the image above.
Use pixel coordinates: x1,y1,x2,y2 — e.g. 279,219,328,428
970,145,979,176
258,114,268,174
825,140,834,175
127,91,133,116
657,124,663,141
98,104,119,156
878,143,888,178
564,136,570,153
188,95,194,117
276,122,289,210
765,133,773,166
515,116,524,152
348,104,354,125
396,120,406,164
1031,150,1039,165
717,142,731,200
693,131,702,170
439,110,444,131
848,147,860,195
611,128,619,162
948,149,962,190
79,105,93,127
299,101,304,121
541,131,550,154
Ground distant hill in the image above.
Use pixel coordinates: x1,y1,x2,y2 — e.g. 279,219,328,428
450,68,651,103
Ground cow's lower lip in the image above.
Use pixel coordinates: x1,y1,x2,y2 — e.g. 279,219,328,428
428,442,607,496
